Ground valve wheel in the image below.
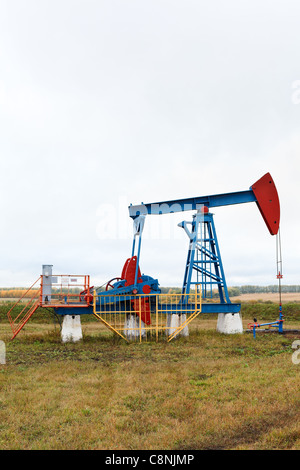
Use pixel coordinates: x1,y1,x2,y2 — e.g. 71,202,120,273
105,277,123,291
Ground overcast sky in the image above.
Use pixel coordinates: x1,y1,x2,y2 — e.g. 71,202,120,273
0,0,299,288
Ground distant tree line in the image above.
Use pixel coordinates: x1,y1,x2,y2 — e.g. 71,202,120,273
160,285,300,297
0,285,299,299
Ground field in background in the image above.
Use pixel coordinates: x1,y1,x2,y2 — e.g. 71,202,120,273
1,285,300,304
2,292,300,304
0,300,299,450
235,293,300,303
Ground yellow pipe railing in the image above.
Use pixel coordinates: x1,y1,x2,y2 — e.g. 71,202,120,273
93,288,202,342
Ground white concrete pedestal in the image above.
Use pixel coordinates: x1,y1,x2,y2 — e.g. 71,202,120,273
217,312,243,334
61,315,83,343
124,314,146,340
167,314,189,338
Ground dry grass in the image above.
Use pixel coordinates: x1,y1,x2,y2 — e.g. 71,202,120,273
0,315,299,450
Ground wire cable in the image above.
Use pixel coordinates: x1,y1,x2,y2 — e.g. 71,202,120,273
276,227,283,305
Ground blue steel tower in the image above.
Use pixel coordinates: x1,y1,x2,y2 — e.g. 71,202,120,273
179,208,230,304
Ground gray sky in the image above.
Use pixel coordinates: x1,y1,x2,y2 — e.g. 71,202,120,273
0,0,299,288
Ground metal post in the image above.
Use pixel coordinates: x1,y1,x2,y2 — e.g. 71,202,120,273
134,234,142,286
132,215,145,286
42,265,53,303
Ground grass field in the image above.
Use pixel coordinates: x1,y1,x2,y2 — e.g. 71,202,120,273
0,303,299,450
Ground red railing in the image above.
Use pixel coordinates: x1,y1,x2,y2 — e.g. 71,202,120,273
7,274,93,340
7,277,42,339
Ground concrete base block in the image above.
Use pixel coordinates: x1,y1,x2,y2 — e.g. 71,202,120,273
180,314,189,337
169,313,179,336
124,314,145,340
217,312,243,334
61,315,83,343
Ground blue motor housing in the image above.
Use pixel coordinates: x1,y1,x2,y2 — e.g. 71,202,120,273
108,274,160,296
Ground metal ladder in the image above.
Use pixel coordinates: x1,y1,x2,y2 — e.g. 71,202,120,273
7,277,42,340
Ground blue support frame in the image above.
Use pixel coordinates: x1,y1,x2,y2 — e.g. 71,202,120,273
131,215,145,286
180,210,238,313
